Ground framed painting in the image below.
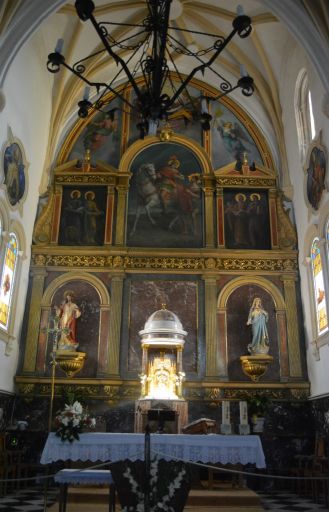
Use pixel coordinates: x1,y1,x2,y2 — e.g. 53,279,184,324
127,142,203,248
68,100,122,168
306,145,326,210
3,140,26,206
58,186,107,245
224,189,271,249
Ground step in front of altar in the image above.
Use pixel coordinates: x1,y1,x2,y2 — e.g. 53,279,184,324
48,485,264,510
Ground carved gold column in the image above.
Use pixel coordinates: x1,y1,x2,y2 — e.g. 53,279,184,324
216,186,225,248
269,188,279,249
281,275,302,377
203,176,215,248
217,307,228,379
50,185,62,244
106,273,125,376
22,266,48,373
276,308,290,381
104,185,115,245
115,184,128,246
203,275,219,378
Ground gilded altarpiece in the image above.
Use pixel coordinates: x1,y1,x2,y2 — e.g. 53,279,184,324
16,79,309,426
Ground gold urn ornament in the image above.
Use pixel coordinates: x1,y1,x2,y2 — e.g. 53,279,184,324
240,354,273,382
56,350,86,377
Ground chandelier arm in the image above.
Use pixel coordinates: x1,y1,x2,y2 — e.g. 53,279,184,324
151,0,172,105
165,49,199,111
165,24,240,110
87,12,145,105
59,59,135,110
106,29,148,51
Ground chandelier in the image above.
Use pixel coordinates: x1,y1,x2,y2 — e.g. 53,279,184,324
47,0,254,136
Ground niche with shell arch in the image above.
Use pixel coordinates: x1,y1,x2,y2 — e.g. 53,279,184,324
37,272,110,378
218,277,285,381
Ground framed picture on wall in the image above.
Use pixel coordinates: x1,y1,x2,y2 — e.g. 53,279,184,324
2,131,28,208
223,189,271,249
305,144,326,211
58,186,107,245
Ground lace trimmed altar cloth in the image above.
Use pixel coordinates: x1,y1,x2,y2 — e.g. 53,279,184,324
40,433,266,468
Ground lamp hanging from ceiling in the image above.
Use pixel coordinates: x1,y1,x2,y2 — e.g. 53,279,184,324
47,0,254,137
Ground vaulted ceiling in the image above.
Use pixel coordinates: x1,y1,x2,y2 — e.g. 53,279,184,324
0,1,328,191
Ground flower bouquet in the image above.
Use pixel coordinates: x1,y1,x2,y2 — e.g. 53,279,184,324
110,457,190,512
54,401,96,442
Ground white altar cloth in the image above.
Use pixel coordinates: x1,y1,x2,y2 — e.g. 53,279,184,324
40,433,266,468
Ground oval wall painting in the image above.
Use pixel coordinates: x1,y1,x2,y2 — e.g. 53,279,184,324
3,142,26,206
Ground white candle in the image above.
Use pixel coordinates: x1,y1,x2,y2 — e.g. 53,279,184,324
239,401,248,425
236,5,244,16
240,64,248,77
83,86,90,101
55,38,64,53
222,401,230,425
201,97,208,114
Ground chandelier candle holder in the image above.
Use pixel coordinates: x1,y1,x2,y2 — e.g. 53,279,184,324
47,0,254,136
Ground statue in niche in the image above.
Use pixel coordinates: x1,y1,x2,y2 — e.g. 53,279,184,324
54,290,81,350
246,297,269,355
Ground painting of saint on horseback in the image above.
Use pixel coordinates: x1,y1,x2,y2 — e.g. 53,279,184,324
127,143,204,248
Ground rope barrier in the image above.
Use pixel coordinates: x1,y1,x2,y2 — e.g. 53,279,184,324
151,449,329,481
0,451,328,483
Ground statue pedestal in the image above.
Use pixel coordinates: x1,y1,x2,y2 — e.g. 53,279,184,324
55,350,86,377
134,399,188,433
240,354,273,382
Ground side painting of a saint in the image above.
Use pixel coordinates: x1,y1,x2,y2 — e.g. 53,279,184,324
58,187,106,245
3,142,26,206
68,102,121,167
306,146,326,210
127,143,203,248
211,103,263,169
224,190,271,249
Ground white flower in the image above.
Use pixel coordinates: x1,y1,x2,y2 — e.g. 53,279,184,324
73,418,80,427
61,416,69,426
72,401,83,414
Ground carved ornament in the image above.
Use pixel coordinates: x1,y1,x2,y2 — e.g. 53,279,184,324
32,190,55,245
276,191,297,250
15,378,309,401
216,177,276,187
32,253,298,273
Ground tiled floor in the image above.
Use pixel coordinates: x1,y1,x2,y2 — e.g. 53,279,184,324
0,487,328,511
259,491,328,511
0,488,57,512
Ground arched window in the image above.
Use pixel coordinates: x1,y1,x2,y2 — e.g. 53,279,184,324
0,232,18,331
311,237,328,336
295,70,316,161
326,219,329,261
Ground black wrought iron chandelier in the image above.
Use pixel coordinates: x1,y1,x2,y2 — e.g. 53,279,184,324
47,0,254,135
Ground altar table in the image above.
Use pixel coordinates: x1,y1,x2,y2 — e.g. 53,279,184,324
40,433,266,468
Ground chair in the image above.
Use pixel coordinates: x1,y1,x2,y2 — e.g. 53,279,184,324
54,469,116,512
0,450,17,495
291,434,327,497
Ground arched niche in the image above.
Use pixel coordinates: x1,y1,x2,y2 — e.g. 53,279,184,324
38,272,110,378
217,276,287,381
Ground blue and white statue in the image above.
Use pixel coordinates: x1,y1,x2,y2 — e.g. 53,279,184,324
246,297,269,355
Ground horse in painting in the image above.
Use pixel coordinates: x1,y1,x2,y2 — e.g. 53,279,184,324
130,163,162,235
